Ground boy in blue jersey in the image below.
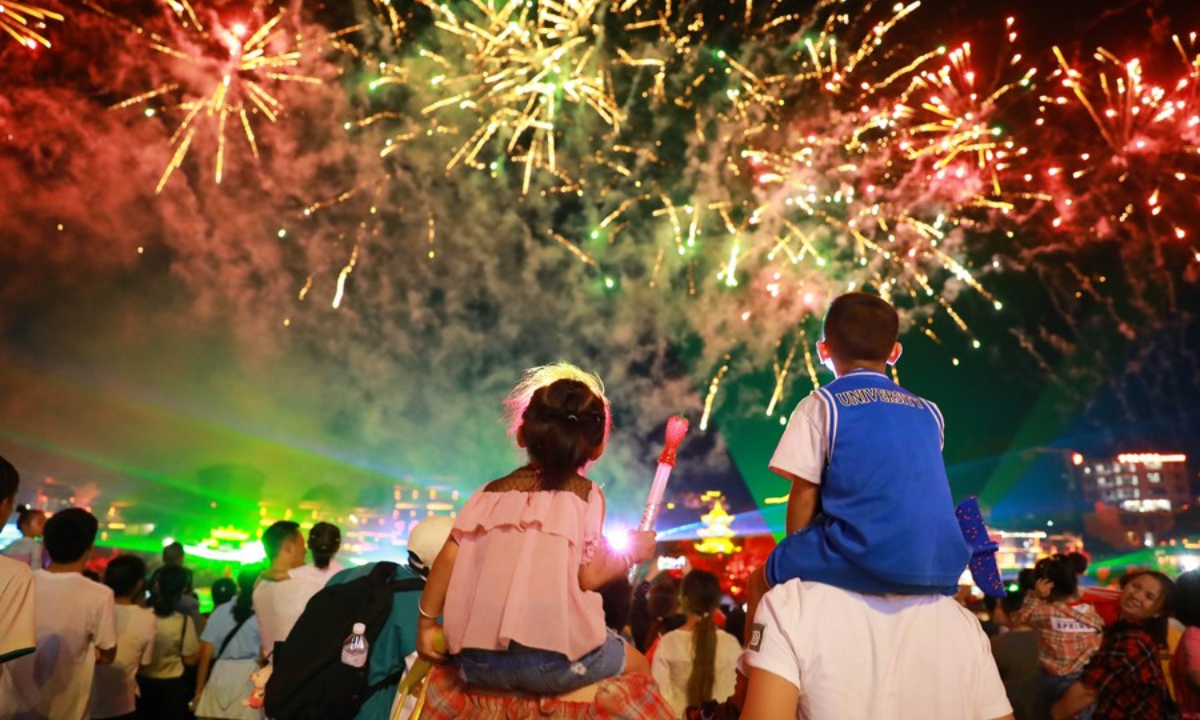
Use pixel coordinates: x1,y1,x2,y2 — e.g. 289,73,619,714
758,292,970,599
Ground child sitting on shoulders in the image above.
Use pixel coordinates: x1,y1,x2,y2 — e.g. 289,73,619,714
750,292,970,616
416,363,657,695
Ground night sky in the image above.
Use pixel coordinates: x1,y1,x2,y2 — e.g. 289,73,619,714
1,0,1198,543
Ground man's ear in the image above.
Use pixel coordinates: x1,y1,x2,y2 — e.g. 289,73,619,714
816,340,831,363
886,342,903,366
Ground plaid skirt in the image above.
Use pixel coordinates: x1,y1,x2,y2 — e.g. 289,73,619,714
420,666,675,720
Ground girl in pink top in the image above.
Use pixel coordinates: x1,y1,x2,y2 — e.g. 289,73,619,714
1172,570,1200,719
416,364,657,694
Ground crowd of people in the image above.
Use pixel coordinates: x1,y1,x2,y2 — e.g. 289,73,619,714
1,294,1199,720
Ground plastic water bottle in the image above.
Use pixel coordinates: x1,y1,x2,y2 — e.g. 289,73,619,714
341,622,369,668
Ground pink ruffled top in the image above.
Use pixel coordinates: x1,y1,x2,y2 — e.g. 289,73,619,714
444,478,607,662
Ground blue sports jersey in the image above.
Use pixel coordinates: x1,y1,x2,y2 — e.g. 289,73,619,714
766,370,970,595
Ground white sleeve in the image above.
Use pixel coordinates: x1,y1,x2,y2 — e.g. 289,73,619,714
973,620,1013,719
650,639,671,694
182,615,201,657
768,393,828,485
95,588,118,651
739,580,803,693
141,615,158,665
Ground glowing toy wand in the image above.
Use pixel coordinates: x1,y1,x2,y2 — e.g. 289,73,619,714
629,415,689,580
639,415,690,532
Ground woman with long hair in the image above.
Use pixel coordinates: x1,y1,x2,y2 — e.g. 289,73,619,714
1052,570,1176,720
193,568,263,720
651,571,741,718
138,564,201,720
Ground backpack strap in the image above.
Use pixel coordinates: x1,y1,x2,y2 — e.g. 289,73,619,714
217,613,253,660
389,578,426,594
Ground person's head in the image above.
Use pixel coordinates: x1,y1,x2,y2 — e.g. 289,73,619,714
817,293,902,372
232,566,261,623
104,554,148,601
162,541,185,567
1174,569,1200,629
647,577,680,622
406,516,454,578
1119,570,1175,646
307,522,341,570
1034,554,1078,603
152,564,189,617
1067,551,1089,576
506,364,611,490
211,577,237,608
995,589,1028,628
0,455,18,528
680,570,723,708
598,577,634,634
262,520,304,569
43,507,99,566
1017,567,1037,592
16,507,46,538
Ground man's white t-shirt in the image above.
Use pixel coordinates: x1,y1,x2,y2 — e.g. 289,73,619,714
742,579,1012,720
254,576,295,659
0,570,118,720
0,557,36,662
91,604,157,719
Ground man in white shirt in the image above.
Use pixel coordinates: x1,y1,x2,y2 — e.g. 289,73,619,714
92,554,157,720
0,507,118,720
0,456,36,669
739,579,1014,720
253,520,307,661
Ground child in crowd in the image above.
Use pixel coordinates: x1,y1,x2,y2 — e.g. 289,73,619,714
1,505,46,569
92,554,158,720
416,363,657,694
1011,554,1103,714
756,292,970,599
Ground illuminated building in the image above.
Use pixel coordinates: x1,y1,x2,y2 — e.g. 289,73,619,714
1075,452,1190,512
1073,452,1193,549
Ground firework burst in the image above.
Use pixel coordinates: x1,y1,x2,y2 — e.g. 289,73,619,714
1034,35,1200,256
416,0,622,193
89,0,351,193
643,6,1042,415
0,0,63,49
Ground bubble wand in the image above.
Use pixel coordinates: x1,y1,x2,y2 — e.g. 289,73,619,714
630,415,689,580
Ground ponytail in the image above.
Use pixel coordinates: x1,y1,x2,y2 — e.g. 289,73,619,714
232,567,260,624
687,612,717,708
681,570,723,707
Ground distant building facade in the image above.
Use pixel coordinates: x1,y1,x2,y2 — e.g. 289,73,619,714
1076,452,1190,512
1074,452,1192,549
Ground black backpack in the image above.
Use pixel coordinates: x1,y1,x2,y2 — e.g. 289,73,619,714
264,561,425,720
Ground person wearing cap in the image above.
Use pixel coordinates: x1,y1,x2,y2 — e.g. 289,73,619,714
324,515,454,720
